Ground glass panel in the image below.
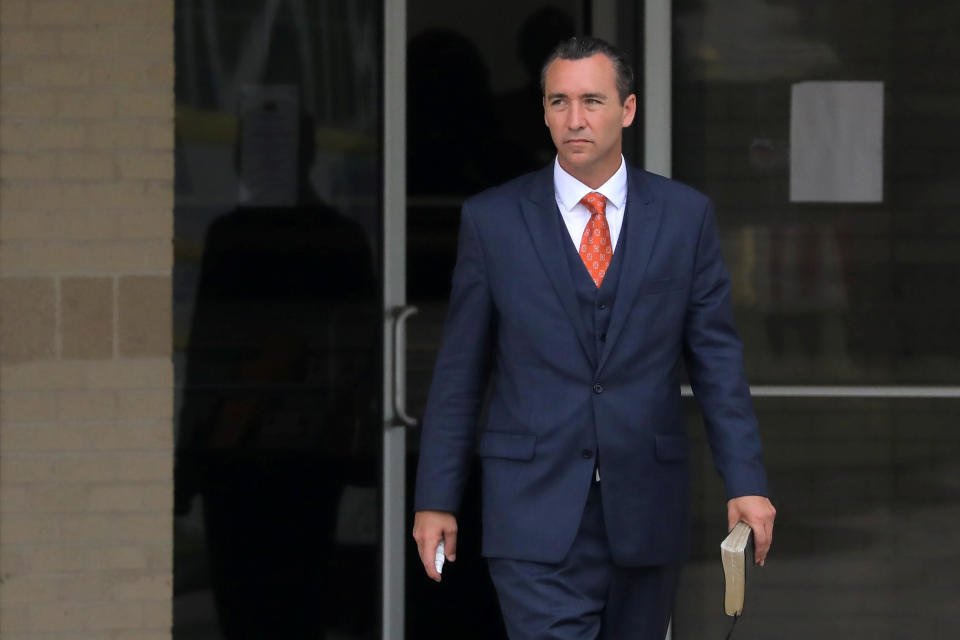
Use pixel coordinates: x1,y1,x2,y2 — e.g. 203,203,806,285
403,2,587,637
672,2,960,637
677,397,960,637
674,0,960,384
172,1,383,637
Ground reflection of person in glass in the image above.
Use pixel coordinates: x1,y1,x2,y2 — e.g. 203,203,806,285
175,110,378,637
413,37,776,638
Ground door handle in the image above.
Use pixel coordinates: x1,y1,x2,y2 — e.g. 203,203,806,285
389,305,419,428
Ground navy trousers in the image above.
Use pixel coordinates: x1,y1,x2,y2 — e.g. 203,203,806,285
487,477,679,640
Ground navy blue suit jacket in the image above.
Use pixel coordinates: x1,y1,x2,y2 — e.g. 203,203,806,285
414,163,768,567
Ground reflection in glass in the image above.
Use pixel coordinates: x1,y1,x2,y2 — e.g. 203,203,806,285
672,2,960,637
173,1,382,637
674,0,960,385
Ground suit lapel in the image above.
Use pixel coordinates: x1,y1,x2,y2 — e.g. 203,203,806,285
597,169,664,374
519,166,597,369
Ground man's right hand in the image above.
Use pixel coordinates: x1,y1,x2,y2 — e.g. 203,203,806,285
412,510,458,582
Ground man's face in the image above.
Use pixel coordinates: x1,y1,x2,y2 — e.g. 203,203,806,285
543,53,636,186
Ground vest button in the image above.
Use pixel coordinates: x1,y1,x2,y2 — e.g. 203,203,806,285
581,449,594,459
598,303,607,310
593,383,604,393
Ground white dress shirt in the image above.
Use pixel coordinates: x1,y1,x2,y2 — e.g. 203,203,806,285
553,155,628,252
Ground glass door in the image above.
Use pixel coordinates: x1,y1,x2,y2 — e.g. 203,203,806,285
664,0,960,637
172,1,392,637
402,2,590,638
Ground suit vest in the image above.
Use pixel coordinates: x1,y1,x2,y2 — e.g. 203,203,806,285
560,209,628,365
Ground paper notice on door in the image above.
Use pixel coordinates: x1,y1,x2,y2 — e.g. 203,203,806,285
790,81,884,203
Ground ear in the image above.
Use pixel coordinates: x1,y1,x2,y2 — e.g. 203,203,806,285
621,94,637,128
543,97,549,127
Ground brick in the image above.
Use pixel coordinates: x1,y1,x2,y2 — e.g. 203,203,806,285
29,1,86,26
23,60,90,87
145,123,173,150
1,121,85,150
0,486,29,512
88,0,172,26
81,359,172,389
145,544,172,570
115,389,172,419
86,601,143,630
0,183,65,212
0,277,56,363
0,211,171,241
24,485,89,513
90,59,147,87
0,239,171,274
0,456,58,483
118,276,171,357
118,151,173,180
85,121,147,148
116,91,172,118
61,277,114,359
55,453,171,483
24,546,91,573
58,574,106,602
59,30,117,57
141,599,172,628
3,30,60,56
57,151,116,180
107,573,171,600
82,422,172,450
0,604,31,634
115,29,172,57
88,485,146,511
57,389,117,420
1,152,57,179
0,0,30,25
95,545,149,570
112,514,172,543
0,514,60,544
0,391,59,421
145,60,174,85
28,602,88,632
0,576,60,604
1,91,59,118
56,91,115,119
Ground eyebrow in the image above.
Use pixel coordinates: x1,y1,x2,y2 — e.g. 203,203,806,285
546,91,608,101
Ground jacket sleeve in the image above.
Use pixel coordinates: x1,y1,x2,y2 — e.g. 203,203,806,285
413,200,496,513
683,200,769,500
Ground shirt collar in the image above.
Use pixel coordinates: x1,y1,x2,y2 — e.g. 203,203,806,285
553,155,628,213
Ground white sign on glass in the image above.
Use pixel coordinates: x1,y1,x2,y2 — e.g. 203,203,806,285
790,81,884,203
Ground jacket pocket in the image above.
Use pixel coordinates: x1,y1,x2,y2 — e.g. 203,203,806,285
477,431,536,461
654,434,688,461
637,276,687,296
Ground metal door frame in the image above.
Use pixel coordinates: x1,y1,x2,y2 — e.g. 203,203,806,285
382,1,408,638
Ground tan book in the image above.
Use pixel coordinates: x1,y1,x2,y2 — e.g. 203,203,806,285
721,521,754,616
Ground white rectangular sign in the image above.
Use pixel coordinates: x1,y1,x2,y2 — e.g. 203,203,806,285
790,81,884,203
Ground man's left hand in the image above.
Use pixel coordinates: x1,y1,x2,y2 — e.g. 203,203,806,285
727,495,776,566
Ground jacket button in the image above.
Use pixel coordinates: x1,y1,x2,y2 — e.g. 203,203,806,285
593,383,604,393
581,449,594,459
598,303,607,310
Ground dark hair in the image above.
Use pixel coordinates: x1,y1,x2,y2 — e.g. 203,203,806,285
540,36,634,103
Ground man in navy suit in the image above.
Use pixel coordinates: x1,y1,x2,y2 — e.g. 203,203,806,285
413,36,776,639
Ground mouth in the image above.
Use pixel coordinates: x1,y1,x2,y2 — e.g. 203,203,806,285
565,138,592,145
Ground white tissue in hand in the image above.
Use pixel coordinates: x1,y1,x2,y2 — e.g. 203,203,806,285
435,540,445,574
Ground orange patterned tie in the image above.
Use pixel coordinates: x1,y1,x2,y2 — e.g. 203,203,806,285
579,192,612,287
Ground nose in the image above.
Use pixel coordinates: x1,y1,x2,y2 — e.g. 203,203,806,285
567,101,586,130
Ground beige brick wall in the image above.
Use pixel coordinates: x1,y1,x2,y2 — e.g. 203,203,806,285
0,0,174,637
